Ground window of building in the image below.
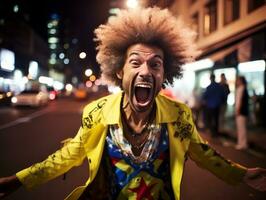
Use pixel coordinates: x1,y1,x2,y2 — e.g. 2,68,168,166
204,0,217,35
248,0,265,13
192,12,199,39
224,0,239,25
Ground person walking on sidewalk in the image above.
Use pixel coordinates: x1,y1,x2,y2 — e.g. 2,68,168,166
202,74,226,137
235,76,249,150
0,7,266,200
219,73,230,132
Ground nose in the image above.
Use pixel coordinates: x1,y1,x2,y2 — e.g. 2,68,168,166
139,62,151,77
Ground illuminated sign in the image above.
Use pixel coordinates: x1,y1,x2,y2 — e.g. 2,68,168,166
28,61,39,79
0,48,15,71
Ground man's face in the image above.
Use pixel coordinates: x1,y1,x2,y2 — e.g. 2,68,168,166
117,43,165,113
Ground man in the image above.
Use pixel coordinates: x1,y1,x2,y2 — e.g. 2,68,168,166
0,7,265,200
202,74,225,137
219,73,230,132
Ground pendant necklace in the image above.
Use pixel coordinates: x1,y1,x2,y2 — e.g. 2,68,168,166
121,107,155,150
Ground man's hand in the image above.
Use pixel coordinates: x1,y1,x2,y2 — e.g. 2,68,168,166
243,167,266,192
0,175,22,199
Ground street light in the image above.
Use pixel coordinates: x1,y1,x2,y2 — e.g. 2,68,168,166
126,0,138,8
59,53,65,59
85,69,93,77
63,58,69,64
79,52,86,59
89,75,96,82
13,5,19,13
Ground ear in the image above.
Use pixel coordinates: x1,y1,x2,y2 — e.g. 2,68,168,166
116,70,123,80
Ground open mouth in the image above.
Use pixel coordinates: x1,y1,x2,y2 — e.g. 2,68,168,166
134,83,153,106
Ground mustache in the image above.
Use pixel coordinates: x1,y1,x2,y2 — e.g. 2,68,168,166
135,73,153,83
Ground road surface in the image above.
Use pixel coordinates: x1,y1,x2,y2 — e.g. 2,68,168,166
0,95,265,199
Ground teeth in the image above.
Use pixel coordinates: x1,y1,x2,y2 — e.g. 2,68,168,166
135,84,152,88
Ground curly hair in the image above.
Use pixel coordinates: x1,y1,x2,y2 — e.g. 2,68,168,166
94,7,200,86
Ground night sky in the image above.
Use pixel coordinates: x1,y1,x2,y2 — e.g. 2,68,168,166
25,1,110,43
28,0,111,65
1,0,112,75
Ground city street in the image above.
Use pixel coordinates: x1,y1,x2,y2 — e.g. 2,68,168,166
0,94,265,200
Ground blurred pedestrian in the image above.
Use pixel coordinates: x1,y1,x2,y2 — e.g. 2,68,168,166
219,73,230,132
202,74,226,137
235,76,249,150
0,7,266,200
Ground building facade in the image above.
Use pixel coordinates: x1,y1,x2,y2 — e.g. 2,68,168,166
0,3,50,93
167,0,265,124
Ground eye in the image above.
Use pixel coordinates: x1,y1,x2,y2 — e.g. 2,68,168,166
129,59,141,67
148,59,163,69
153,62,161,68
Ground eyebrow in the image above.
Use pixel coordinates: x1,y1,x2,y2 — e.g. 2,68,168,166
128,52,163,60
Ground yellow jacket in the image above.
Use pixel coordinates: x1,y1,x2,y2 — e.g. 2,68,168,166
16,92,247,200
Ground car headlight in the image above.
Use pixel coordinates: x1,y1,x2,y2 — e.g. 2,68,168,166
7,92,12,97
11,97,17,103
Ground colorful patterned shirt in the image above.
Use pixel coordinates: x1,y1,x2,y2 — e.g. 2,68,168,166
105,123,175,200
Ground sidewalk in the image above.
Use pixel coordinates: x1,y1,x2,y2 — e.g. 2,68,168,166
220,124,266,153
207,114,266,153
196,114,266,153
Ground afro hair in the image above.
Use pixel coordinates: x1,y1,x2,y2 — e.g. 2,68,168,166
94,7,200,86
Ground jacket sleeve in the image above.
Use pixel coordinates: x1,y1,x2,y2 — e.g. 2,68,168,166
16,127,87,190
187,108,247,185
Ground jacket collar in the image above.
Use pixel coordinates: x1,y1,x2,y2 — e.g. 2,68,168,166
102,91,179,125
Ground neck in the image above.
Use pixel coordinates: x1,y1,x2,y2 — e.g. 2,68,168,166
122,94,154,134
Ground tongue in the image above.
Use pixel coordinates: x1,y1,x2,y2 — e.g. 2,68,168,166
135,87,149,103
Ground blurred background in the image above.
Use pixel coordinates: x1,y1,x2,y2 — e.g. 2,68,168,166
0,0,265,121
0,1,265,200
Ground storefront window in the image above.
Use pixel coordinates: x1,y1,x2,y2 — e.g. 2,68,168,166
195,68,236,117
214,68,236,106
238,60,265,96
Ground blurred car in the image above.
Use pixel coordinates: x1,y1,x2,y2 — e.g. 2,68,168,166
11,89,49,107
47,86,59,100
0,91,13,106
74,88,87,100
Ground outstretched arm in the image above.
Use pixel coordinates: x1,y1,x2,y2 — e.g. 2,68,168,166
16,127,87,190
0,175,22,199
188,141,266,191
244,167,266,192
182,104,266,191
